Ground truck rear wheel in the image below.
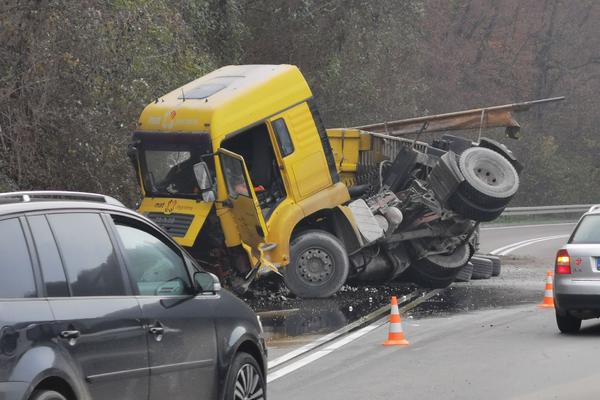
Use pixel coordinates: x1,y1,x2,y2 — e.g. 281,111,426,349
406,243,470,289
470,256,493,279
458,147,519,208
454,262,474,282
283,230,350,298
448,191,505,222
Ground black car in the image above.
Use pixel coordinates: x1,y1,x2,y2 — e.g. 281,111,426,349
0,191,266,400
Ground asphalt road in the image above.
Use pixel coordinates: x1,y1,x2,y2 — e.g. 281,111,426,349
268,221,600,399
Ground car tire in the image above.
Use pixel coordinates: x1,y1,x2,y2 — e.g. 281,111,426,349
223,352,265,400
470,256,493,279
29,391,67,400
454,262,474,282
457,147,520,208
448,191,505,222
556,311,582,334
283,230,350,298
406,243,471,288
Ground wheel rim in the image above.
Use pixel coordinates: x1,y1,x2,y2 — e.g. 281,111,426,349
471,159,505,187
234,363,264,400
296,247,335,286
459,147,519,198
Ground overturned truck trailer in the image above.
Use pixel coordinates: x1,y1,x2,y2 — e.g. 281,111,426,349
130,64,563,298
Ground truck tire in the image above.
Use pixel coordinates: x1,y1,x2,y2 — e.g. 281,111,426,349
470,256,493,279
406,243,470,288
457,147,519,208
283,230,350,298
454,262,474,282
448,191,505,222
481,255,502,276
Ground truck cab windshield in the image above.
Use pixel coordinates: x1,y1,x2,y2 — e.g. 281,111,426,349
134,132,214,199
140,146,206,198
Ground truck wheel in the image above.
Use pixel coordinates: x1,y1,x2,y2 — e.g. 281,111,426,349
481,255,502,276
406,243,470,288
470,256,493,279
454,262,474,282
448,191,505,222
283,230,350,298
458,147,519,208
556,311,581,334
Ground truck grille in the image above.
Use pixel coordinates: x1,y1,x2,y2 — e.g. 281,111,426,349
146,213,194,237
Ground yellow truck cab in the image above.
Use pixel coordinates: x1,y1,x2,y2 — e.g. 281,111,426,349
131,64,557,298
133,65,357,297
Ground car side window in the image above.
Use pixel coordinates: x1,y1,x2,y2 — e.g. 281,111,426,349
113,219,193,296
0,218,37,298
47,213,126,296
27,215,70,297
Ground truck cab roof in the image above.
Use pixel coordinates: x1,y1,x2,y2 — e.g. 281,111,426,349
137,64,313,144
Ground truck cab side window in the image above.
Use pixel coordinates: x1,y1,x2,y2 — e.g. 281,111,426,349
0,218,37,298
113,219,193,296
272,118,294,157
47,213,126,297
221,123,287,217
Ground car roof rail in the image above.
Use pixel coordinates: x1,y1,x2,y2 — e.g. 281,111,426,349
588,204,600,213
0,191,125,207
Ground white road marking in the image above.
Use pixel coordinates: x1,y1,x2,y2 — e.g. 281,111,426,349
267,350,331,383
481,222,575,231
268,289,421,370
489,235,565,255
268,330,343,369
496,235,569,256
267,321,385,383
490,234,570,256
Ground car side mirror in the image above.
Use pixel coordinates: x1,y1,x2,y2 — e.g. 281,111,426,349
193,271,221,294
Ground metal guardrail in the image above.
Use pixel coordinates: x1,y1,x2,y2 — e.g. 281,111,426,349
502,204,596,216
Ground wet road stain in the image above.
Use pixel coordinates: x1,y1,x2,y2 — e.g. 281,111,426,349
247,260,545,343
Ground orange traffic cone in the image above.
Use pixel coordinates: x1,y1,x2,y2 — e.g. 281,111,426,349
537,270,555,309
383,296,410,346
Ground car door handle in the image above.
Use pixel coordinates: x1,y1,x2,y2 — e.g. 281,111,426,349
149,327,164,335
59,330,81,340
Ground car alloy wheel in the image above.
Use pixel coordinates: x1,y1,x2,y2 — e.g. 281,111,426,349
234,363,265,400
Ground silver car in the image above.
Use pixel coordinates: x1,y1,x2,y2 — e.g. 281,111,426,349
554,205,600,333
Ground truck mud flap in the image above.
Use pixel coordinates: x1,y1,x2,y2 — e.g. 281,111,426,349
479,137,523,173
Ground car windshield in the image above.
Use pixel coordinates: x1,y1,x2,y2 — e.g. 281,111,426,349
569,214,600,244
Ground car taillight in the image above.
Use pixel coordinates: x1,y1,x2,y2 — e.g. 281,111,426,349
555,249,571,275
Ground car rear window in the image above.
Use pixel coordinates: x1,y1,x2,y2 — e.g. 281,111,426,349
28,215,70,297
0,218,37,298
570,214,600,244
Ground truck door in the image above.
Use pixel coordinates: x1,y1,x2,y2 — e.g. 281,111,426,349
267,103,336,200
217,148,268,254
